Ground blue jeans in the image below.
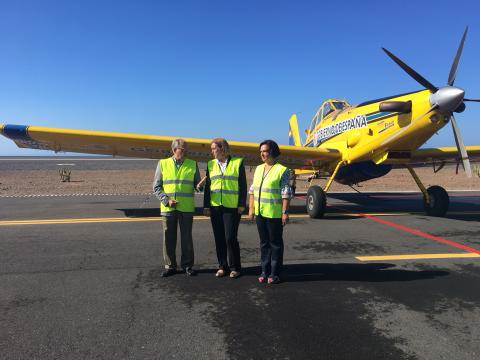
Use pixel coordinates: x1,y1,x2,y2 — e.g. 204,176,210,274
256,215,284,277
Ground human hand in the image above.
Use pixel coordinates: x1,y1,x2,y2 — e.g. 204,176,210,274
203,208,210,217
282,213,289,226
196,176,207,192
168,199,178,208
238,207,245,215
248,212,254,221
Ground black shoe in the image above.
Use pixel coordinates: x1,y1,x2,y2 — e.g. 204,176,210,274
161,268,177,277
185,268,197,276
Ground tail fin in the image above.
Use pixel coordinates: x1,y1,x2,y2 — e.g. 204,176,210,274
288,114,302,146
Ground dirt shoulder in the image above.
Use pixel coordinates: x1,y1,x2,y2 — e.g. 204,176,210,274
1,165,479,196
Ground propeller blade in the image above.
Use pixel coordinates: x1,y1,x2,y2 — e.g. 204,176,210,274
448,27,468,86
464,98,480,102
382,48,438,92
450,114,472,177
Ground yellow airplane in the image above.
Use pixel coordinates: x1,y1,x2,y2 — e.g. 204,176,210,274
1,27,480,218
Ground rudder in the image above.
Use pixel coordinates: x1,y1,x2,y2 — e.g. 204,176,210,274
288,114,302,146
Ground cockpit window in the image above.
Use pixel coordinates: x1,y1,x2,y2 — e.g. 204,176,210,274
322,103,334,119
332,101,347,110
308,99,351,136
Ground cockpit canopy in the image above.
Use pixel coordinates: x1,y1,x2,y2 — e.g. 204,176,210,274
308,99,350,133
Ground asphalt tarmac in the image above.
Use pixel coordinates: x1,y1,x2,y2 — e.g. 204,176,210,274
1,192,480,359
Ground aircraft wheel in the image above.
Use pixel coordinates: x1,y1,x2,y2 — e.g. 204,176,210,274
424,185,449,217
306,185,326,218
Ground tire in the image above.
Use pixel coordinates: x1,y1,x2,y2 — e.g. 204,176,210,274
424,185,449,217
306,185,326,218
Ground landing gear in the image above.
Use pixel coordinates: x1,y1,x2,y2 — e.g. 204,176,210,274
306,161,344,218
306,185,326,218
406,165,450,217
424,185,449,217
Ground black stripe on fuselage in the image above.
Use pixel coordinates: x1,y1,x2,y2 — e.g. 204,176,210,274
355,89,424,108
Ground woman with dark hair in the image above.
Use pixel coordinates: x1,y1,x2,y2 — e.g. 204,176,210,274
248,139,292,284
204,138,247,278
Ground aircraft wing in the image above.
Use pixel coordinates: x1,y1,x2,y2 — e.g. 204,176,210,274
0,124,341,168
411,146,480,163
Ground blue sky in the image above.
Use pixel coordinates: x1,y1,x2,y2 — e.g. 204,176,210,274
1,0,479,155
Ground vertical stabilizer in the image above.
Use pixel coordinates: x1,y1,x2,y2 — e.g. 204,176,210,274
288,114,302,146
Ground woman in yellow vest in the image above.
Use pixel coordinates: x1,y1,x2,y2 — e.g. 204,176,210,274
248,140,292,284
204,138,247,278
153,139,201,277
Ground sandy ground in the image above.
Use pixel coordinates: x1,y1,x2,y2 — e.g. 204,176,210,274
1,165,479,196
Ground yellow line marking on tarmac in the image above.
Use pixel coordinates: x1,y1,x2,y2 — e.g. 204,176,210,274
0,217,163,226
0,213,393,226
0,215,310,226
0,210,478,226
357,253,480,261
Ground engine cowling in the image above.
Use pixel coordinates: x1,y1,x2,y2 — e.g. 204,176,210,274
335,161,392,185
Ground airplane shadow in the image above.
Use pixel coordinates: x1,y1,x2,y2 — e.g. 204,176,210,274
118,205,317,218
119,208,161,217
193,262,449,283
117,192,479,222
325,192,480,222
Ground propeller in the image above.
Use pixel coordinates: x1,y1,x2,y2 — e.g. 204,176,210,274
382,48,437,92
448,26,468,86
451,114,472,177
383,26,478,178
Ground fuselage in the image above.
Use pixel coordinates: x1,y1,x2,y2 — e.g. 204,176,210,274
305,90,449,170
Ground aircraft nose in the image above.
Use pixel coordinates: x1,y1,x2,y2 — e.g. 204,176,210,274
430,86,465,112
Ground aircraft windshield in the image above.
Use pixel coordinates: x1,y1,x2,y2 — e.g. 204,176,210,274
309,99,351,134
322,103,334,119
332,101,347,110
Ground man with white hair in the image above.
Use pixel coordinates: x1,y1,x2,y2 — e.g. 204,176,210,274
153,139,201,277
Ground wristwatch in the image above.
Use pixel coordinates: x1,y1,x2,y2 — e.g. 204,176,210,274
282,210,289,215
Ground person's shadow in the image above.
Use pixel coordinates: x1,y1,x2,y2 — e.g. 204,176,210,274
226,262,449,283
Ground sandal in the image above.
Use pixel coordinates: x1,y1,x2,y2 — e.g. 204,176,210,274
258,273,267,283
267,276,280,284
215,269,226,277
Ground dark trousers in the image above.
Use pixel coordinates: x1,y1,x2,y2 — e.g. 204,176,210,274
162,212,194,269
256,215,284,277
210,206,242,271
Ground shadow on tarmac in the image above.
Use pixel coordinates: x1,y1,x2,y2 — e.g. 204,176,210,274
119,205,311,217
327,192,480,218
280,262,449,283
148,262,449,283
118,193,479,221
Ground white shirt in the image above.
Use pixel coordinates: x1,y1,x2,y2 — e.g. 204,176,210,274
216,158,228,174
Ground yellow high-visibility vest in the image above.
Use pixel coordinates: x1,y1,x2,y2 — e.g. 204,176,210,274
252,163,287,218
208,157,243,208
160,158,196,213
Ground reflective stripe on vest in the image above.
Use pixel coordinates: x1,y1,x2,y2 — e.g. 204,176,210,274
160,158,196,213
252,163,287,218
208,157,243,208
